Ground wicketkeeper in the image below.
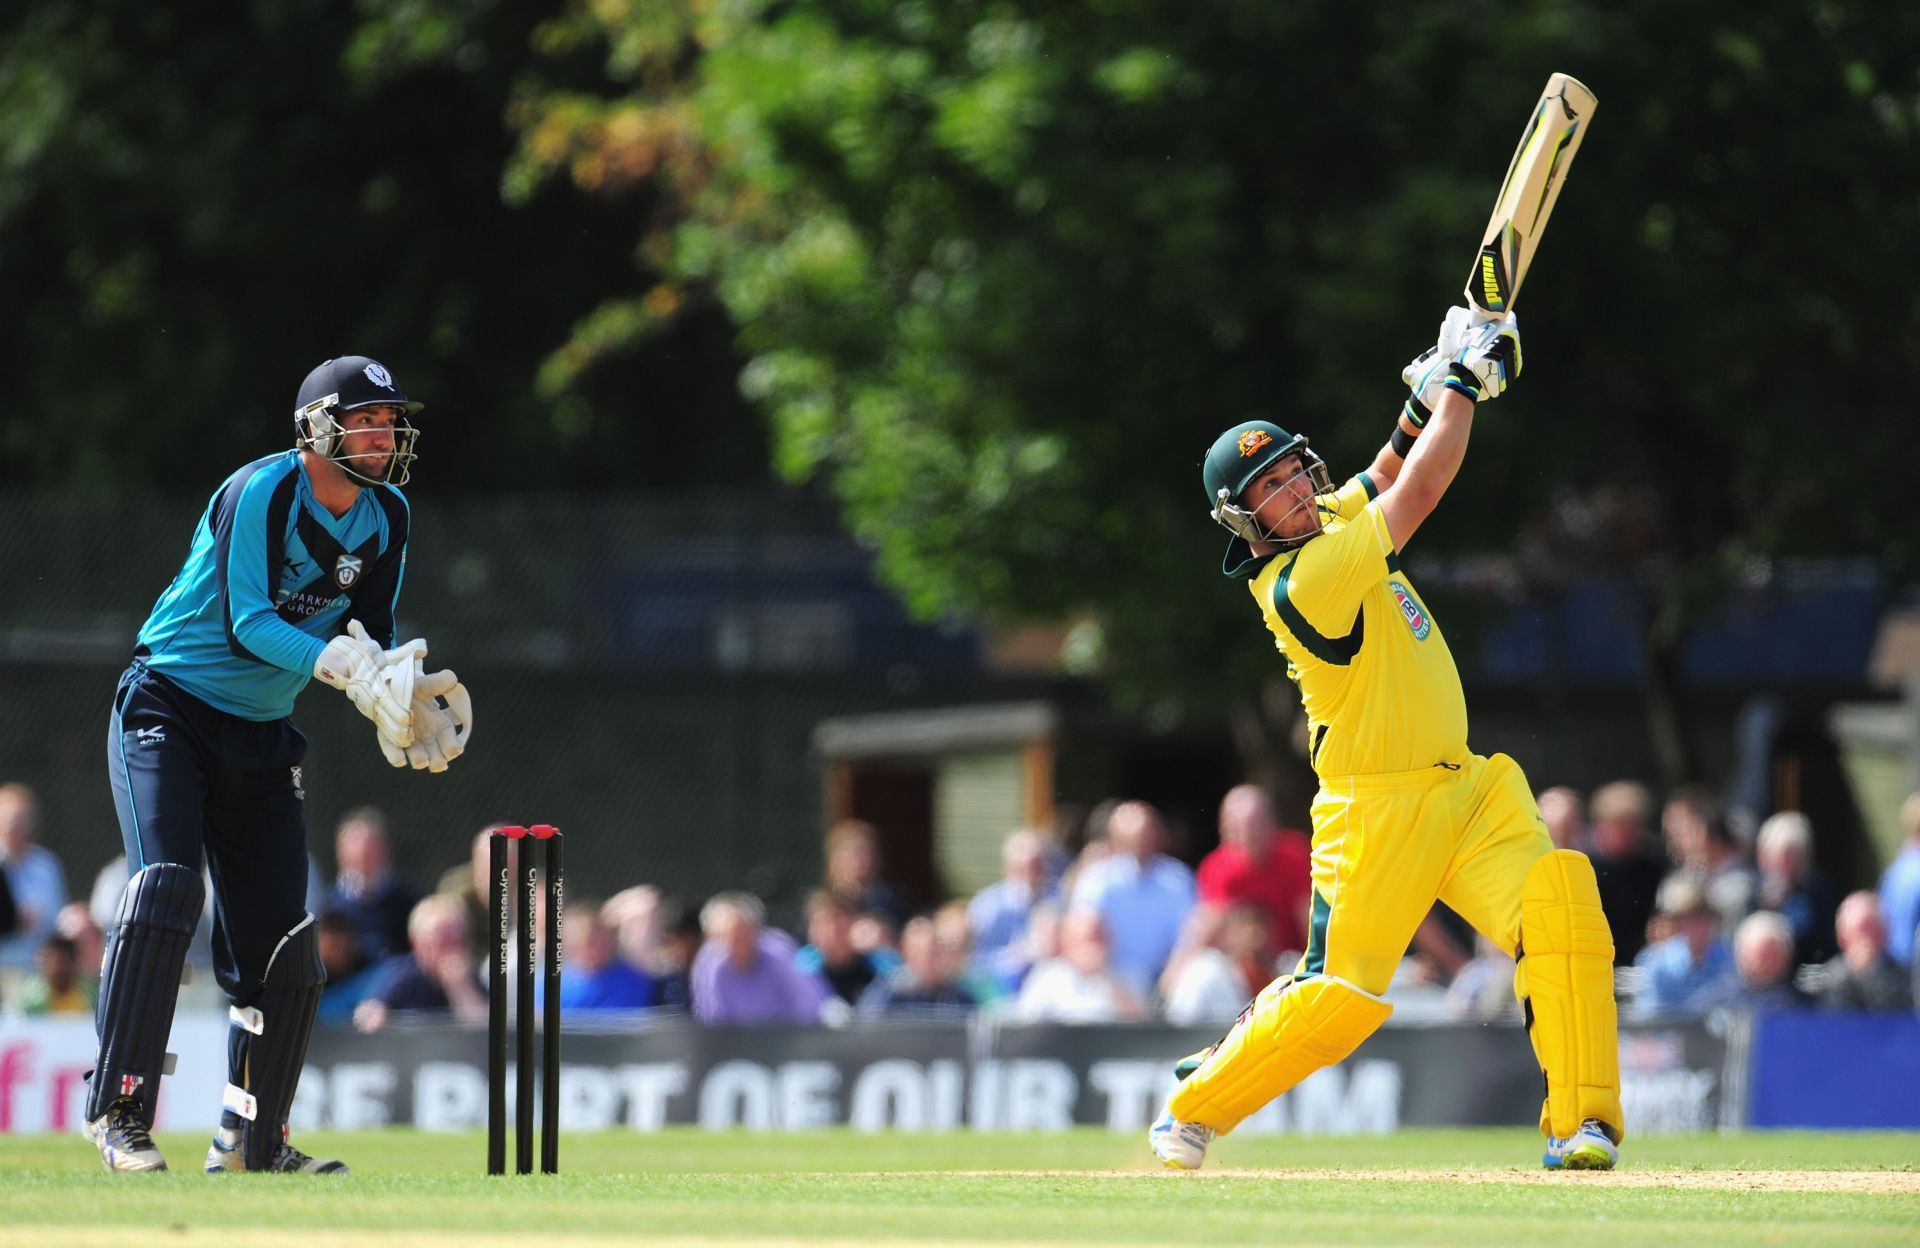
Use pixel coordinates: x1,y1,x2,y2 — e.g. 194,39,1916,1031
87,355,474,1174
1151,308,1625,1171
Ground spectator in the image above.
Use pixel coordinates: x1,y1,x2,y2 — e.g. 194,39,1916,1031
1191,784,1310,963
20,934,95,1014
1878,791,1920,968
1754,812,1838,965
1057,799,1121,907
1629,883,1737,1021
0,783,69,969
560,900,654,1011
966,829,1054,977
1704,911,1811,1012
434,825,508,962
1587,781,1665,964
857,915,978,1019
986,900,1062,998
822,820,914,931
55,902,105,980
1406,905,1475,986
932,900,1001,1004
1656,785,1758,939
1444,934,1520,1022
325,808,421,962
315,908,383,1026
1162,902,1272,1026
851,908,900,959
1815,891,1911,1011
690,892,831,1025
1068,800,1196,998
601,884,662,974
649,896,701,1011
796,889,898,1009
354,894,486,1033
1010,909,1142,1023
1537,786,1588,853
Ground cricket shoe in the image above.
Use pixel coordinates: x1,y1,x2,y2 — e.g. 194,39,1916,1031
205,1125,349,1175
1149,1108,1215,1170
86,1099,168,1172
1542,1118,1619,1171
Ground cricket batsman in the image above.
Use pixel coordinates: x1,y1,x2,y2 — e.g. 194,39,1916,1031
86,356,473,1173
1150,308,1624,1171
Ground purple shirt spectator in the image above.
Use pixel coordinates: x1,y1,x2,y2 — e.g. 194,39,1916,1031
691,892,830,1025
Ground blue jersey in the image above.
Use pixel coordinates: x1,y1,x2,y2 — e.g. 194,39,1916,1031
136,450,410,721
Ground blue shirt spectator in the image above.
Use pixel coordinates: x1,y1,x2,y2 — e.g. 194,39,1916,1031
354,894,486,1031
1067,801,1195,998
324,808,421,961
856,916,977,1019
559,902,655,1010
0,784,69,969
315,908,383,1026
1877,794,1920,967
795,888,898,1006
1629,886,1737,1020
967,828,1054,976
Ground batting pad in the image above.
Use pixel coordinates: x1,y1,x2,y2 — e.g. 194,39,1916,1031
228,914,326,1170
89,863,204,1124
1167,974,1392,1134
1515,849,1624,1142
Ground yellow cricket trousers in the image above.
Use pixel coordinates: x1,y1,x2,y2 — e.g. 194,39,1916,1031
1301,751,1548,992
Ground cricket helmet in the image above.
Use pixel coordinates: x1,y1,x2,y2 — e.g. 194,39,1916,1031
294,355,424,487
1202,420,1331,577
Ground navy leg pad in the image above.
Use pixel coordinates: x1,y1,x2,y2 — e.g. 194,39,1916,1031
89,863,204,1124
229,915,326,1170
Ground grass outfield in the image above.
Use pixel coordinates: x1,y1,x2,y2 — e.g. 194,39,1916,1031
2,1128,1916,1246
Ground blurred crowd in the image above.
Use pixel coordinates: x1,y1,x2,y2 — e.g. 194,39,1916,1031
3,775,1919,1028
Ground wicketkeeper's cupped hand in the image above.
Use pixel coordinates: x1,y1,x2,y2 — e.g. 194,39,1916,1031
314,619,416,747
396,663,473,773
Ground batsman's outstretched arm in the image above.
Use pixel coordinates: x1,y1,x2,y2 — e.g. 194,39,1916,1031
1377,389,1473,551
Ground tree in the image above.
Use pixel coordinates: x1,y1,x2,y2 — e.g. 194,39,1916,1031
0,0,759,491
504,0,1920,787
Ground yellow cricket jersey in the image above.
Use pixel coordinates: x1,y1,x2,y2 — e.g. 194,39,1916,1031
1247,474,1468,777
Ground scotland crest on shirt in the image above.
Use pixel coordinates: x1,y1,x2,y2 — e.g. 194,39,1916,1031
335,554,364,588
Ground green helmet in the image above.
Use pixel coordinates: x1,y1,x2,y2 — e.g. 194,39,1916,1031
1201,420,1331,577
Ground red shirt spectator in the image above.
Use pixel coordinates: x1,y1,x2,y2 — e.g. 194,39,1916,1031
1194,784,1310,961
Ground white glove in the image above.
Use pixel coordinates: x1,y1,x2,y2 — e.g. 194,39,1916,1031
1401,307,1521,406
1452,310,1522,401
314,620,416,747
390,663,473,773
1400,305,1479,409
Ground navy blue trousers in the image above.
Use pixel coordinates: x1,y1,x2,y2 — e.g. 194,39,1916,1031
108,661,311,1004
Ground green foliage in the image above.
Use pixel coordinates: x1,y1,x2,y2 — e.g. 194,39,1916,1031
0,0,763,491
501,0,1920,715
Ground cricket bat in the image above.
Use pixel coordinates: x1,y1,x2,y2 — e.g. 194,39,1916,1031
1464,73,1597,321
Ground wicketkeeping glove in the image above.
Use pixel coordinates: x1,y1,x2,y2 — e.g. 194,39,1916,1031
388,662,473,773
314,620,416,747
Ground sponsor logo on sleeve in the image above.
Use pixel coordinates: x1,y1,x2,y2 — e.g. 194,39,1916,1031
1389,580,1432,641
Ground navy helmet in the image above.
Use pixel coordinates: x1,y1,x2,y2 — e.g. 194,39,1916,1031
293,355,424,487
